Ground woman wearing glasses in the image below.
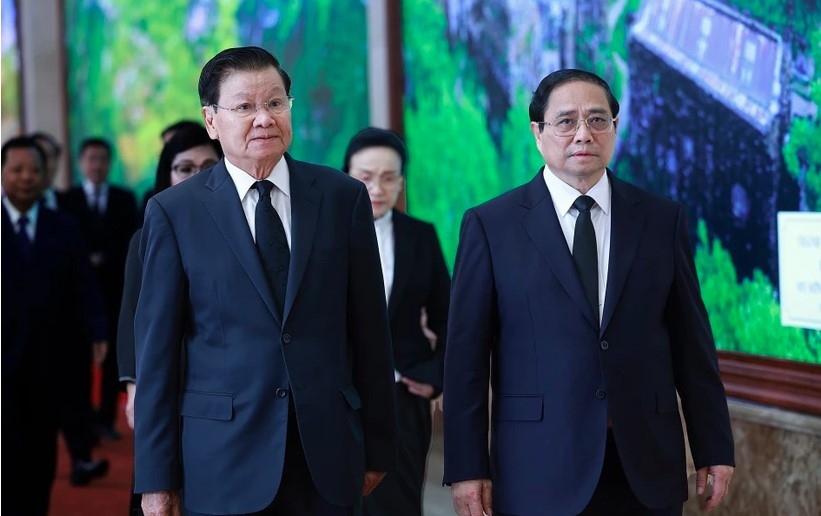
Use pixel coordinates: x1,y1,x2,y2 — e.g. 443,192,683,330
116,123,222,515
342,127,451,516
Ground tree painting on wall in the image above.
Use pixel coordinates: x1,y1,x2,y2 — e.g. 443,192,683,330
402,0,820,365
1,0,21,141
64,0,369,199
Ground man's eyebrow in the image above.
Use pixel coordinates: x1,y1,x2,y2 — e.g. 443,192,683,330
552,107,609,117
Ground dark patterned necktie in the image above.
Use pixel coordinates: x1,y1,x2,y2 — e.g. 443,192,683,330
254,180,289,316
572,195,598,325
17,215,34,256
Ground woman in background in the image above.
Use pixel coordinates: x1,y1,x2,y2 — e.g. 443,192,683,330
116,124,222,515
342,127,451,516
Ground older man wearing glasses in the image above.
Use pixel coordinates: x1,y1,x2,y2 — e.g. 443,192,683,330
133,46,396,516
443,69,735,516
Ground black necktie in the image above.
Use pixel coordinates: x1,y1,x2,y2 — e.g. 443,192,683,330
254,180,289,316
572,195,598,325
17,215,33,256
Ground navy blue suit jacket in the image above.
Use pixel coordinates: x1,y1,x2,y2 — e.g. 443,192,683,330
443,171,734,515
133,156,397,514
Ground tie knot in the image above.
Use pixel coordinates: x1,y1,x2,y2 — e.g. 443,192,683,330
255,180,274,198
573,195,595,213
18,215,29,229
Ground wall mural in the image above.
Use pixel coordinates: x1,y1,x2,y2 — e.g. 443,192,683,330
1,0,21,140
64,0,370,199
402,0,820,364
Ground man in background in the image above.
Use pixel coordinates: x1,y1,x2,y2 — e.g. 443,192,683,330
62,137,138,442
2,136,108,514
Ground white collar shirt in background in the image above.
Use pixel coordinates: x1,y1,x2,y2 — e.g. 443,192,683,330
3,195,39,241
83,179,109,213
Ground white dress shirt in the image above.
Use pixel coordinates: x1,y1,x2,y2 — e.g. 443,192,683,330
83,180,109,213
3,196,39,241
224,157,292,248
543,168,612,322
374,210,395,303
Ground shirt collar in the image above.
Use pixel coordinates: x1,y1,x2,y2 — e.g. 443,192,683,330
224,156,291,200
543,167,611,216
374,209,393,228
83,179,108,196
3,195,40,227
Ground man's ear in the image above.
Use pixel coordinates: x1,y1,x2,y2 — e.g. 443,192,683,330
530,121,543,143
202,106,219,140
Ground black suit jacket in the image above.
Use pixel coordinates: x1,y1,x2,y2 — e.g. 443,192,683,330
116,229,141,381
387,210,450,393
443,170,734,514
61,184,138,320
2,205,106,389
133,156,396,513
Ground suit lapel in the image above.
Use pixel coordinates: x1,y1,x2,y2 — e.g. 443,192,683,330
283,155,321,321
202,162,282,325
520,172,598,329
601,173,644,334
388,210,414,321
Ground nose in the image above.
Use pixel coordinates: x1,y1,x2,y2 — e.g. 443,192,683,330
574,120,593,142
252,109,275,127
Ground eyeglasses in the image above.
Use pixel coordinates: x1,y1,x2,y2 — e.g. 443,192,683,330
171,160,218,175
350,171,403,189
211,96,294,118
538,115,617,137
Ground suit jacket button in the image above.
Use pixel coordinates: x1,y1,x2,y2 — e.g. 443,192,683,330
595,389,607,399
276,388,288,398
282,333,291,344
600,340,609,350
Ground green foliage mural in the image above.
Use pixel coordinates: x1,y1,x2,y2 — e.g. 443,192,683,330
1,0,21,140
402,0,821,364
64,0,368,200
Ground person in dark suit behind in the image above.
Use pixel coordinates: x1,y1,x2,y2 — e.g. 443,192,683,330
134,46,396,516
30,130,64,210
118,124,222,515
443,69,735,516
30,129,112,486
61,137,138,442
1,136,108,515
342,127,451,516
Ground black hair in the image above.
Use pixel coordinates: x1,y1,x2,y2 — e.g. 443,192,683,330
79,137,113,158
198,46,292,108
161,119,203,141
2,136,47,171
342,127,408,176
529,69,620,125
29,131,62,158
154,125,222,193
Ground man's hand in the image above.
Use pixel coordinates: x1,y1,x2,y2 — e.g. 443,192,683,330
92,340,108,367
400,376,436,399
452,479,492,516
125,382,136,429
362,471,386,496
141,490,181,516
696,464,734,511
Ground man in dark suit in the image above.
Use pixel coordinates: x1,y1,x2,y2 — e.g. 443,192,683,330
1,136,108,515
134,47,396,516
30,129,111,486
342,127,451,516
443,69,735,516
62,137,138,441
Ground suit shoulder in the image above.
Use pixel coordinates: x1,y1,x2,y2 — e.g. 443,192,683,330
471,182,529,216
299,160,362,191
395,210,437,235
